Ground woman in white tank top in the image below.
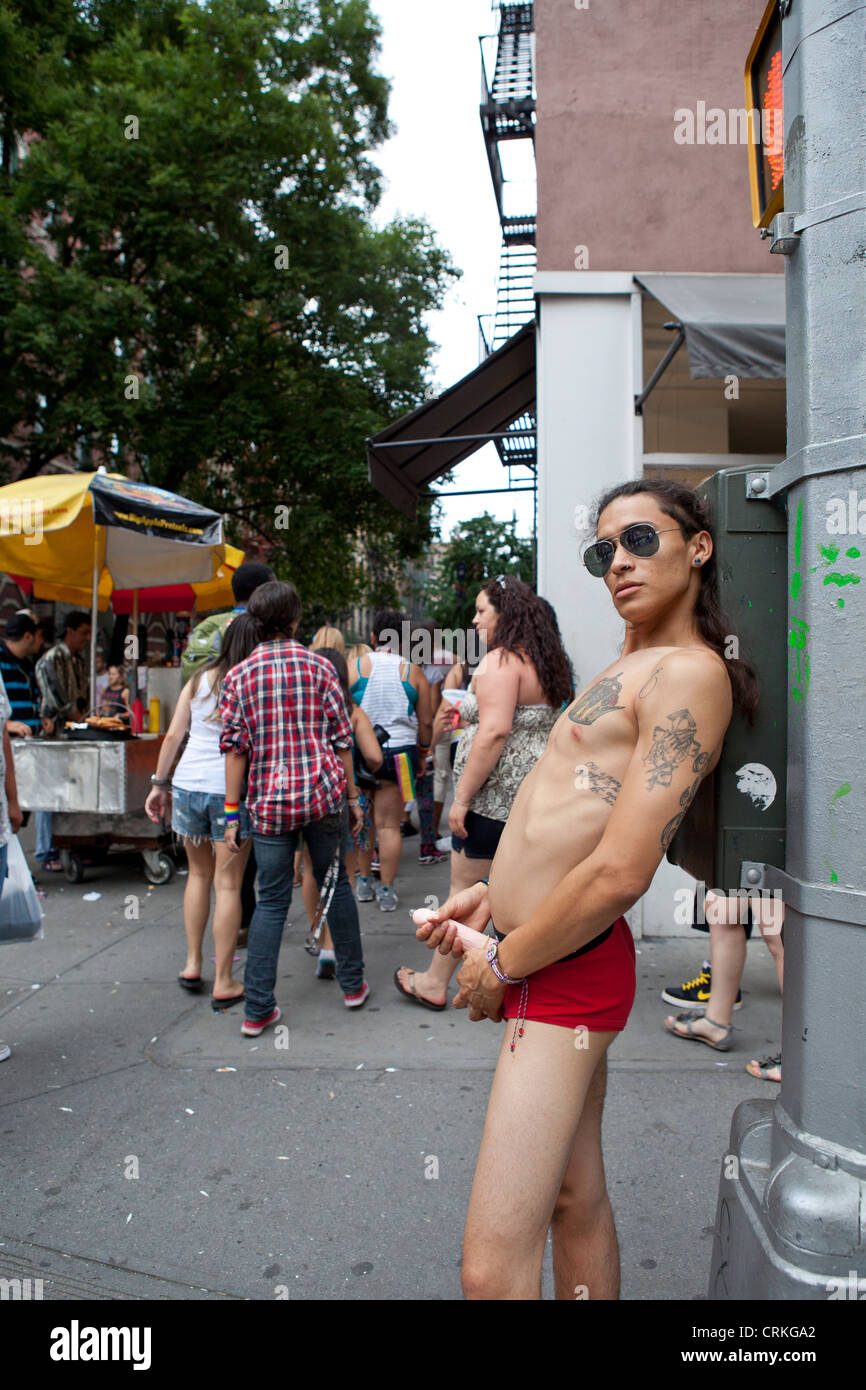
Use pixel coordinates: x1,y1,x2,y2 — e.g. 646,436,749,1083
145,616,259,1010
349,610,433,910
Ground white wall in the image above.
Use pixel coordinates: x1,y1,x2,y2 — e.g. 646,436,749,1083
535,272,698,938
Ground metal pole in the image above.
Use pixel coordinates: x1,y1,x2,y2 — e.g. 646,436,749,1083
709,0,866,1299
89,526,99,715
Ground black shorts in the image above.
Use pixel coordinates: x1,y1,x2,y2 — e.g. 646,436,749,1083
451,810,505,860
377,744,418,785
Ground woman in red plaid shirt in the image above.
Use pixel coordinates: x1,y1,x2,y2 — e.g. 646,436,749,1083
219,582,369,1033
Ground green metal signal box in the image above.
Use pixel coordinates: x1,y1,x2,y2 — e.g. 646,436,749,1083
668,466,787,891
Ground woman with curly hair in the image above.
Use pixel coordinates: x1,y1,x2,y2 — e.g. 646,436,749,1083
394,576,572,1010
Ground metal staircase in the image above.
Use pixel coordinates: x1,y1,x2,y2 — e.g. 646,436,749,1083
480,2,537,473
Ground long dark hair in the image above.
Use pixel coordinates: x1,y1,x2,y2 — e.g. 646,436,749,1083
315,646,354,716
593,479,759,721
192,612,261,717
481,577,573,708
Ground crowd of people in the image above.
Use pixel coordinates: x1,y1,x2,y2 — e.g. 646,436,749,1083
0,481,786,1299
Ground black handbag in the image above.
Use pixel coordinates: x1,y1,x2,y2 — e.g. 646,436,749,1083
355,723,389,790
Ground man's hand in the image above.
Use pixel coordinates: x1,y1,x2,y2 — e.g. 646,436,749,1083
454,947,506,1023
145,788,169,825
415,878,490,957
7,799,23,834
349,802,363,838
7,721,32,738
224,820,242,855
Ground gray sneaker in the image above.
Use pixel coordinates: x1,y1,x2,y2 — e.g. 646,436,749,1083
0,1041,11,1063
376,884,399,912
356,874,376,902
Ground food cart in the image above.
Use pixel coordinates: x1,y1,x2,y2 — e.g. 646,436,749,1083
11,729,175,884
0,469,246,882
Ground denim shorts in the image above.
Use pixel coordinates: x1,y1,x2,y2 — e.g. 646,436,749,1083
171,786,251,843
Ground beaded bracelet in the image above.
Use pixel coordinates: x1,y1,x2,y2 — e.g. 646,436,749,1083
485,937,523,985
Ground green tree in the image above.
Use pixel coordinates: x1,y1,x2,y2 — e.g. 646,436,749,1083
419,512,535,632
0,0,456,610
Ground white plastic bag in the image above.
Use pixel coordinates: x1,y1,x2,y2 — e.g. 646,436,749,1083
0,835,43,945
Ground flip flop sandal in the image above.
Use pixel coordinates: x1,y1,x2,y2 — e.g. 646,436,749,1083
746,1052,781,1082
393,966,447,1012
178,974,203,993
212,992,245,1013
664,1009,733,1051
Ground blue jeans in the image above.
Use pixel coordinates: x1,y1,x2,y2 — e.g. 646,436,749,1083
244,810,364,1018
35,811,54,863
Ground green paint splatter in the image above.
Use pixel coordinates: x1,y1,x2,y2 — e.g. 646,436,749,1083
830,783,852,806
838,598,845,608
845,546,861,559
824,573,860,587
791,572,801,600
819,543,839,564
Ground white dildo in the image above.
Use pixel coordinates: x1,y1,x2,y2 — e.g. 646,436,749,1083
412,908,488,951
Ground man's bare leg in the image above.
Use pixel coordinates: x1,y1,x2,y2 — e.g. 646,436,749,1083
461,1022,616,1300
551,1052,620,1300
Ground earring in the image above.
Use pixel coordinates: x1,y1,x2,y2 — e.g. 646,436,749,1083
694,559,701,566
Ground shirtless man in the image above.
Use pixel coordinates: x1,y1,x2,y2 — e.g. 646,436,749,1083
418,480,754,1300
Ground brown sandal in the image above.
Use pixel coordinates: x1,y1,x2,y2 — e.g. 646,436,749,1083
393,967,446,1012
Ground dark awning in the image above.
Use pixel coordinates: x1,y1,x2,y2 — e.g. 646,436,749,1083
367,323,535,516
635,273,785,379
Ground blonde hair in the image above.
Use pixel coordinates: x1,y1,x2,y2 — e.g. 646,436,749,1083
347,642,371,665
310,625,345,654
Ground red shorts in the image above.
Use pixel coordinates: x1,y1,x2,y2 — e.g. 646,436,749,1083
500,916,636,1032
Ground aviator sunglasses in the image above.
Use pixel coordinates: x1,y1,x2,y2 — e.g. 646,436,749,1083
582,523,684,578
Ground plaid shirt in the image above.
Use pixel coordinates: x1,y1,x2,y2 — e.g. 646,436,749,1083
219,639,353,835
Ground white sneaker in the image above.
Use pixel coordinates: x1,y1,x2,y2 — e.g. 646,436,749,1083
0,1041,11,1063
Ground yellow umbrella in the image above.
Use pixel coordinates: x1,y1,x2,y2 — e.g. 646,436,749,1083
0,469,242,705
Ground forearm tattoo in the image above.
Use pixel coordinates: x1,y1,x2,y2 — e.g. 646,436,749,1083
643,709,702,789
573,760,621,805
660,750,713,851
568,673,625,725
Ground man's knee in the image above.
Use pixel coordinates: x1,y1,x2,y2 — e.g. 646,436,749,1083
461,1245,514,1301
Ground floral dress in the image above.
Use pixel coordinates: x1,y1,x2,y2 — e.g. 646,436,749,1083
451,691,558,823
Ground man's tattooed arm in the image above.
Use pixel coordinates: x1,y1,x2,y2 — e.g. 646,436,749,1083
638,665,664,699
660,750,712,850
643,708,703,789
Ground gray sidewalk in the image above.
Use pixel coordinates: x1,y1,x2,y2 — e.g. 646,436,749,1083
0,829,782,1301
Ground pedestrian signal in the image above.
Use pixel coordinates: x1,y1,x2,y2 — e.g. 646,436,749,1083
745,0,784,229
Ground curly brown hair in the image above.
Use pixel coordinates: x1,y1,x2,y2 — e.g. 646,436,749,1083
481,577,573,707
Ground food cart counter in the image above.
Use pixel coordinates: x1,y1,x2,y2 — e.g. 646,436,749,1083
11,734,175,884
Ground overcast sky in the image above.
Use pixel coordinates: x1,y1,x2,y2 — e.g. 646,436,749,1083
367,0,536,540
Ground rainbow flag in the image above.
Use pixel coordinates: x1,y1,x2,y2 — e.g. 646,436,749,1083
394,751,416,804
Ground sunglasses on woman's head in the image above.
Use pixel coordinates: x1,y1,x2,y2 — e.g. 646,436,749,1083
582,524,684,578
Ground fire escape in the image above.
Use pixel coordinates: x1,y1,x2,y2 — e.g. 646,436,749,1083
480,1,537,481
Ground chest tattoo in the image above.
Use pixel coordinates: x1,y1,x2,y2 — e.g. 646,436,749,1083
568,673,625,726
574,760,621,806
643,709,702,789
